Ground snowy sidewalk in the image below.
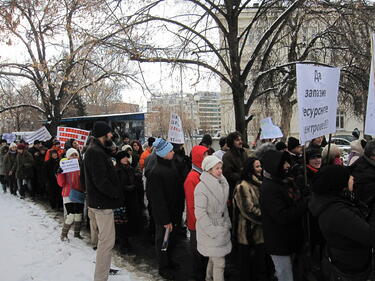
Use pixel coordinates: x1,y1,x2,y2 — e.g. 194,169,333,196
0,193,146,281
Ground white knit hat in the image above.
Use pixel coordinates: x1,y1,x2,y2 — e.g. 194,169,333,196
202,155,222,172
66,148,79,158
9,142,17,149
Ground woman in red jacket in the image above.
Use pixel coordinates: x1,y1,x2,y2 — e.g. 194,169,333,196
57,148,85,241
184,145,208,281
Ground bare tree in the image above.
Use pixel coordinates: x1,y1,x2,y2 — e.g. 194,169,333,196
0,0,134,134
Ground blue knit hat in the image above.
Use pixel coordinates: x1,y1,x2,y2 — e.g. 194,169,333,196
153,138,173,158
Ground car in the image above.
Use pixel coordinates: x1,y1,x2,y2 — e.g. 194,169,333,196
333,135,357,143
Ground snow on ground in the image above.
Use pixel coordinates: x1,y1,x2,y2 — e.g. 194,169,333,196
0,193,148,281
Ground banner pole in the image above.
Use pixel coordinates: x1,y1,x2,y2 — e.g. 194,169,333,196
325,134,332,165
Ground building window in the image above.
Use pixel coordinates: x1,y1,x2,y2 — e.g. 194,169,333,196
336,110,345,130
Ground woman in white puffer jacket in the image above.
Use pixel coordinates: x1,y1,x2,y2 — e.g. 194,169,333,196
194,156,232,281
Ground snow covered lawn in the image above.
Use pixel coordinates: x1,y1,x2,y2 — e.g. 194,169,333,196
0,193,147,281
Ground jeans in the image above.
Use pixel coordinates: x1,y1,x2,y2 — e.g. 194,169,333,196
271,255,293,281
17,178,32,197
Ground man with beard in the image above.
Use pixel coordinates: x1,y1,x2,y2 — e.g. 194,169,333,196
84,121,123,281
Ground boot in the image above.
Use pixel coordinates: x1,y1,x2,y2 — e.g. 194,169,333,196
61,213,75,241
61,223,72,241
74,221,83,239
74,214,83,239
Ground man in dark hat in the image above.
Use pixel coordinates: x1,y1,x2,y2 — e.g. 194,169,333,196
84,121,124,281
287,137,303,177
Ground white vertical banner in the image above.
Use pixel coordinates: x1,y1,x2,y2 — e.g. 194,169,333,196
296,64,340,144
365,34,375,135
167,113,185,144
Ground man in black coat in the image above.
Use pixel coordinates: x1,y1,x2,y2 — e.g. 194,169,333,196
260,150,308,281
351,140,375,205
84,121,123,281
147,138,179,280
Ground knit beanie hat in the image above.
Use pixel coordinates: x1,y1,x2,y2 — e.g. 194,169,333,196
115,150,132,163
202,155,222,172
153,138,173,158
9,142,17,149
121,144,133,152
305,148,322,162
287,137,301,151
66,148,79,158
17,143,26,150
92,121,111,138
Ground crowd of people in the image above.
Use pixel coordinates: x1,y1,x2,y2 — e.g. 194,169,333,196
1,122,375,281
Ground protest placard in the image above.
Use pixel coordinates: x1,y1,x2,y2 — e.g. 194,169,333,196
57,127,90,148
60,158,80,174
365,34,375,135
2,133,16,144
296,64,340,144
167,113,184,144
259,117,283,140
23,127,52,144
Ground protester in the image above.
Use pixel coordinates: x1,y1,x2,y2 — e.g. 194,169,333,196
15,143,34,199
296,148,322,195
147,138,179,280
4,143,18,195
84,121,124,281
233,157,272,281
322,144,343,166
0,143,9,193
212,137,227,160
222,131,247,197
114,150,143,254
287,137,303,168
275,141,287,152
184,145,209,281
260,150,308,281
348,139,366,166
57,148,85,241
33,146,48,197
139,137,155,171
309,166,375,281
194,156,231,281
351,140,375,205
122,133,130,146
45,150,63,209
130,140,143,169
45,140,65,161
28,140,41,158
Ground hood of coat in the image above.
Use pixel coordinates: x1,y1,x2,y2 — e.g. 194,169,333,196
191,145,208,169
350,140,364,155
309,193,341,218
262,150,290,179
199,171,229,203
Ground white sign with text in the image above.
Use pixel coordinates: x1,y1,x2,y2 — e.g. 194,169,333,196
60,158,80,174
167,113,185,144
296,64,340,144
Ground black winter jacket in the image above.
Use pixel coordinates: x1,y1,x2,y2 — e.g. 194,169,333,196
147,156,179,226
83,139,123,209
223,147,247,193
260,150,308,255
351,156,375,205
309,193,375,274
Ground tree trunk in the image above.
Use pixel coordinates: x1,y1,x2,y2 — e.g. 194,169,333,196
232,89,247,143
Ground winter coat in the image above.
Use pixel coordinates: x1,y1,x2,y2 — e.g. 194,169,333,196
15,151,34,179
222,147,248,193
45,158,60,187
309,193,375,274
139,147,152,170
194,171,232,257
57,169,84,197
234,177,263,245
83,138,123,209
116,163,143,235
3,151,17,175
260,150,308,255
28,146,40,158
147,155,180,226
45,146,65,161
351,156,375,205
0,146,9,175
184,145,208,230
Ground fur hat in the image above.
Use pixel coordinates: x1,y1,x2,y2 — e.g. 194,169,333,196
275,141,287,151
153,138,173,158
92,121,111,138
115,150,132,163
121,144,133,152
66,148,79,158
202,155,222,172
287,137,301,151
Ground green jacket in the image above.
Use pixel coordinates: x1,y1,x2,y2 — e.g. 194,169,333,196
15,151,34,179
4,151,17,175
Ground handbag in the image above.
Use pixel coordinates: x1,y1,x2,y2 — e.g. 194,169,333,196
69,188,85,203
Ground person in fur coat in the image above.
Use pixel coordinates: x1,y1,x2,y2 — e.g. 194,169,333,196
194,156,231,281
